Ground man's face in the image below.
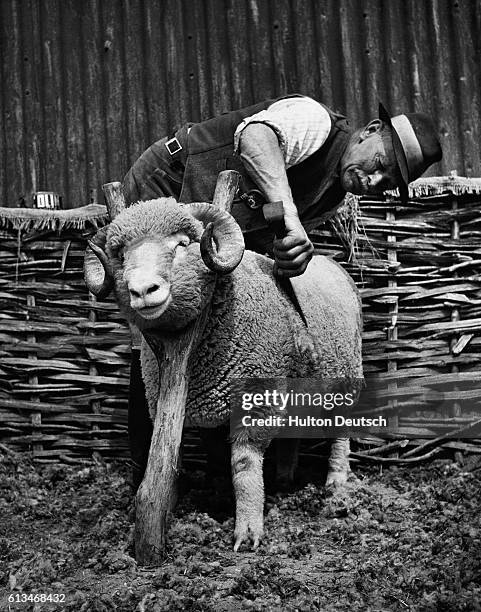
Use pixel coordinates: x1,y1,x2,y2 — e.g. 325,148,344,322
339,119,400,195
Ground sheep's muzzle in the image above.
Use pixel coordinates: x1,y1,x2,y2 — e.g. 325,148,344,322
123,239,174,320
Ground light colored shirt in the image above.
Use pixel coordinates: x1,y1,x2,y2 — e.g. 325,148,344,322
234,96,332,169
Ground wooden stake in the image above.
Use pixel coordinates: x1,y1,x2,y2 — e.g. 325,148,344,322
102,181,126,220
129,171,238,564
211,170,240,213
134,309,210,565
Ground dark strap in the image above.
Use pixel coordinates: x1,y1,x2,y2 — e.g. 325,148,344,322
164,124,192,172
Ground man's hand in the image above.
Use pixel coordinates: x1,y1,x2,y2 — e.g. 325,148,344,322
273,216,314,278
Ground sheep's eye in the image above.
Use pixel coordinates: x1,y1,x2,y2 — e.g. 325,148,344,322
178,238,190,248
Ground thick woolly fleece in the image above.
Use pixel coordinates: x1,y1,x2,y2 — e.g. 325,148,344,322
140,251,363,436
106,198,203,253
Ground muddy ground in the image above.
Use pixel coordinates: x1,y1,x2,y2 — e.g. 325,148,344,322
1,445,481,612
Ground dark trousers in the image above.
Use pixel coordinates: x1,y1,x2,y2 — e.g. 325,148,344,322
128,349,152,490
128,352,231,488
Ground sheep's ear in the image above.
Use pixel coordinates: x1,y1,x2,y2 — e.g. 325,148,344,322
84,227,114,298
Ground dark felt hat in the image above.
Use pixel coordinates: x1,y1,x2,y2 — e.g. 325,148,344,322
379,103,442,201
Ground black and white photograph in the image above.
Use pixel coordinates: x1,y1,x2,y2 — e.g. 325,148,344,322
1,1,481,610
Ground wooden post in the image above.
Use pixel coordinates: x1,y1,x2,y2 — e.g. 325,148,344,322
449,194,462,431
101,181,143,348
27,291,41,456
386,208,399,445
134,313,210,564
102,181,126,220
133,171,239,564
211,170,240,212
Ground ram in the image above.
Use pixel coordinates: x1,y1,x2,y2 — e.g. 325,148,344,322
84,174,363,564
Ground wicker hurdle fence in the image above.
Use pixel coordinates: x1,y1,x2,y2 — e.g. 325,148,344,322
317,176,481,461
1,176,480,464
0,205,130,463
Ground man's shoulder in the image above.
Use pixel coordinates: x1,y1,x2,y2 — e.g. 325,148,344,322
268,94,322,108
267,96,338,123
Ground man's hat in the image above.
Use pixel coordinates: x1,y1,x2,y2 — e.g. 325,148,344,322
379,102,442,202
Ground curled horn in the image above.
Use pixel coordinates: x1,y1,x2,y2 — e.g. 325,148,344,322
185,203,245,274
83,226,115,299
185,170,244,274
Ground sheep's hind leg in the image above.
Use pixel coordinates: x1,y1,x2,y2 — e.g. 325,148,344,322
326,437,350,486
231,440,265,551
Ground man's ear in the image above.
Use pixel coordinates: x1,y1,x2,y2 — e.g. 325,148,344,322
360,118,384,141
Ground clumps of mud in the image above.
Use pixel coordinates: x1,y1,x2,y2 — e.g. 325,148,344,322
1,451,480,611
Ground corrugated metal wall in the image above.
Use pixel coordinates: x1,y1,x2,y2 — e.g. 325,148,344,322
0,0,480,209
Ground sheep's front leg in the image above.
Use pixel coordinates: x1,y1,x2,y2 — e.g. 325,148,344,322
231,441,265,551
326,437,350,486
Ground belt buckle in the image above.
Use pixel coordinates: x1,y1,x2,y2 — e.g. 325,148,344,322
165,137,182,156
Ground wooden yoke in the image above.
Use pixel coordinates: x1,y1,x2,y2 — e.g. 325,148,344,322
211,168,240,212
103,170,240,565
102,181,126,220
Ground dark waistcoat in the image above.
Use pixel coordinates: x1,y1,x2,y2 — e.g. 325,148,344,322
179,95,352,235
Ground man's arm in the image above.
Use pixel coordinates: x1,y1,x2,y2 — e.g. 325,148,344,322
238,123,314,278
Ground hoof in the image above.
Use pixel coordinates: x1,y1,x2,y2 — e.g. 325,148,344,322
326,470,348,487
233,517,263,552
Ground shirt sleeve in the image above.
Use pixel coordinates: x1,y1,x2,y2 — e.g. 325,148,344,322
234,97,332,169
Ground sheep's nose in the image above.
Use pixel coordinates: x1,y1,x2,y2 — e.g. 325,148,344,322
129,282,161,299
127,277,170,307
